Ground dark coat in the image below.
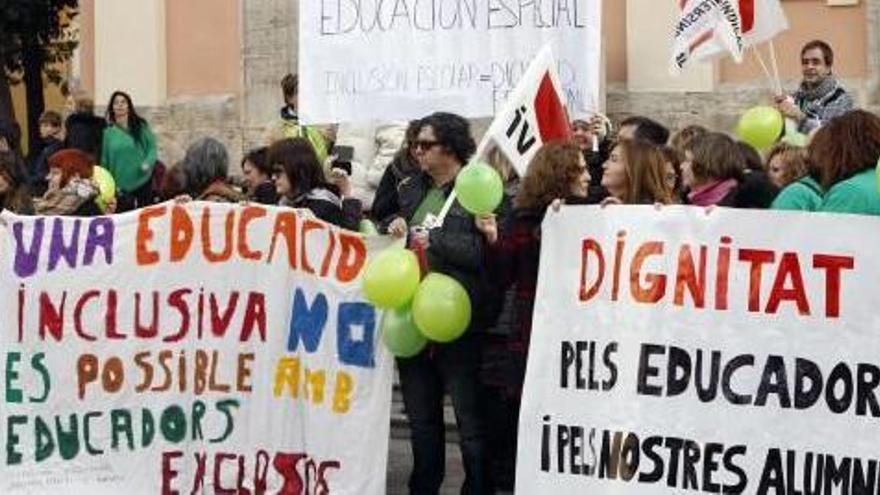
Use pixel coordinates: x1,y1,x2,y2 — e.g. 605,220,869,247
65,112,105,159
394,170,493,328
29,137,63,196
285,186,362,231
487,208,542,352
371,153,419,221
73,199,103,217
718,170,779,209
482,207,544,396
584,138,611,204
251,181,278,205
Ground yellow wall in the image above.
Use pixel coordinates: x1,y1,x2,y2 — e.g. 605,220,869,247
720,2,868,83
10,72,70,154
605,0,628,83
23,0,875,123
166,0,241,97
93,0,167,106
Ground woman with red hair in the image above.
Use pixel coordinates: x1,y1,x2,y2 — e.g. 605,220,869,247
34,149,102,216
812,110,880,215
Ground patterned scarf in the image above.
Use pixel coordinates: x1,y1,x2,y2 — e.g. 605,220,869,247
794,76,841,118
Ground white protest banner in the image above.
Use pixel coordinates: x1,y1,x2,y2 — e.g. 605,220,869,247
0,204,394,494
517,205,878,494
671,0,744,72
298,1,601,124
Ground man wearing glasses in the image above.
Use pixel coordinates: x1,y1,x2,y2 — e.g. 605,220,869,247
384,112,492,494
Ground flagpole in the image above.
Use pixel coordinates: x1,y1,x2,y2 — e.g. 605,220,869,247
751,46,777,93
433,135,493,228
767,40,783,95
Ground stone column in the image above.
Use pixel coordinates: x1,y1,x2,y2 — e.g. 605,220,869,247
242,0,299,149
867,0,880,106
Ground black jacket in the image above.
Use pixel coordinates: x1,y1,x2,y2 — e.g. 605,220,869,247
65,112,105,158
393,171,493,329
29,137,63,196
74,198,103,217
718,170,779,209
252,181,279,205
284,186,362,231
584,138,611,204
371,153,419,221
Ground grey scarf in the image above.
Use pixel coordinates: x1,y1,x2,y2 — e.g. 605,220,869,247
795,75,838,104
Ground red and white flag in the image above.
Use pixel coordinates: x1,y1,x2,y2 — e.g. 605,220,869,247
479,44,571,178
672,0,789,71
437,45,571,227
671,0,745,72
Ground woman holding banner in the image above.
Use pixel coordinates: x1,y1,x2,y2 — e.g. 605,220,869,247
474,141,590,490
180,137,245,204
269,137,362,229
681,133,777,208
601,139,676,206
34,149,103,216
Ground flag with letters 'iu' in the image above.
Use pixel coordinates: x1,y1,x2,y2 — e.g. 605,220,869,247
671,0,788,72
481,44,571,178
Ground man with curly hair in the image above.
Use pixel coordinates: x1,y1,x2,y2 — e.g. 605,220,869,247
385,112,493,494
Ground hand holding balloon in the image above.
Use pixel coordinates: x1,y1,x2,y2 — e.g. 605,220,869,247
455,160,504,215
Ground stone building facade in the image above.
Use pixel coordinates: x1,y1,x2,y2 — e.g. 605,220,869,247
12,0,880,168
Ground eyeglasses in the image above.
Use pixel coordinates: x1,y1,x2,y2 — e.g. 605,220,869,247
412,140,442,151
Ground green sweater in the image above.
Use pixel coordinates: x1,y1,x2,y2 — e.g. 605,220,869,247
770,176,823,212
101,122,158,193
819,168,880,216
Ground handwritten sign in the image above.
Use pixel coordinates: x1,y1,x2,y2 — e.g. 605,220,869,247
517,206,877,494
298,0,602,124
0,204,394,494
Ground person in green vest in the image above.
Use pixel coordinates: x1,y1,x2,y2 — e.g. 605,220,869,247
100,91,158,212
812,110,880,216
265,73,329,165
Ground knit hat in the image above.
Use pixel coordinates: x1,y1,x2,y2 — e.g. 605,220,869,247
48,149,94,187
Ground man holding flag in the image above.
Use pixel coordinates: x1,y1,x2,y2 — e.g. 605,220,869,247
775,40,855,134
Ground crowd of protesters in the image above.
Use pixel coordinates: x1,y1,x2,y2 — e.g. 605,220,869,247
2,39,880,494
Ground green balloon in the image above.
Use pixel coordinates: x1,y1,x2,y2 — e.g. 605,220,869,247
736,106,784,151
359,219,379,236
362,248,421,309
782,121,807,147
412,273,471,343
455,160,504,215
782,131,807,147
381,307,427,358
92,166,116,212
